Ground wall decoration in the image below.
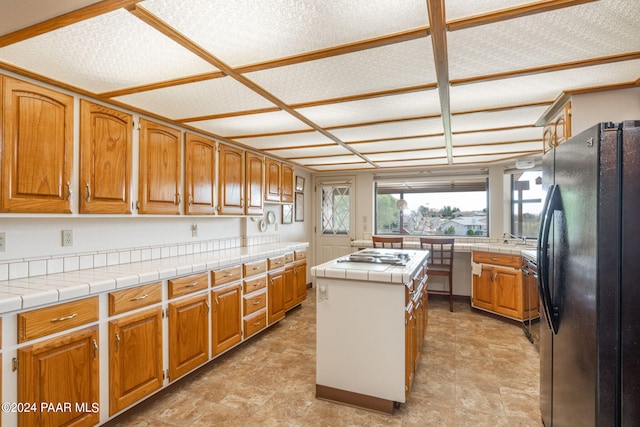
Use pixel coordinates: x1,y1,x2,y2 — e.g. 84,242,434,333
282,204,292,224
295,176,305,192
295,192,304,222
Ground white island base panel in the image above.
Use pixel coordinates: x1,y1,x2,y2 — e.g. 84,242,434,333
315,277,405,413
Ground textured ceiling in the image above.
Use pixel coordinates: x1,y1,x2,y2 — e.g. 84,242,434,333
0,0,638,172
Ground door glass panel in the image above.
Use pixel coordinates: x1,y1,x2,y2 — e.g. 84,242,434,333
321,185,350,235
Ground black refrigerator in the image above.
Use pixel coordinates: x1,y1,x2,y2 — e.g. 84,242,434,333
538,121,640,426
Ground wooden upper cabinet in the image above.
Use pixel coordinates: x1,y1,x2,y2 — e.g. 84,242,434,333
1,76,74,213
138,118,181,214
245,151,264,215
281,162,294,203
79,100,132,214
185,132,216,215
218,143,245,215
265,158,281,202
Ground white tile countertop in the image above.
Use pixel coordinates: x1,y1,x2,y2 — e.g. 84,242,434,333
311,248,430,284
0,242,308,315
351,238,537,256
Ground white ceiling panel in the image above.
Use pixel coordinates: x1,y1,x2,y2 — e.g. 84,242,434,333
375,158,449,168
234,132,337,150
142,0,429,67
451,105,550,132
452,141,542,156
448,0,640,80
114,77,276,120
187,111,312,137
311,163,374,171
348,136,446,153
367,148,448,161
264,145,352,159
450,59,640,111
452,127,542,146
331,117,444,142
246,38,436,105
297,155,367,166
445,0,534,21
0,9,216,93
297,90,441,128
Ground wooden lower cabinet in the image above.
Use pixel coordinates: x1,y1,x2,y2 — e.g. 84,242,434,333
268,270,285,324
109,307,163,415
169,293,209,381
293,260,307,305
283,264,295,311
211,283,242,356
18,326,100,427
472,252,528,320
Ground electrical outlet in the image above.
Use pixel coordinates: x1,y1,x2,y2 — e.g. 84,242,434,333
62,230,73,247
191,223,198,237
0,232,5,252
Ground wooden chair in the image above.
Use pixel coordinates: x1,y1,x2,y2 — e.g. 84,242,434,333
372,236,404,249
420,237,455,312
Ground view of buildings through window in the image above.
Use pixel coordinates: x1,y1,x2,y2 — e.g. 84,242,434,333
375,185,488,237
375,171,544,238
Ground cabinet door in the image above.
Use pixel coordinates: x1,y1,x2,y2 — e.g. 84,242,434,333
472,266,494,311
79,100,132,214
138,118,181,214
211,283,242,355
283,264,295,311
109,308,163,415
185,132,216,215
294,260,308,305
245,151,264,215
265,158,281,202
280,163,294,203
1,76,73,213
169,293,209,381
218,143,245,215
268,271,285,324
18,326,99,427
493,267,523,319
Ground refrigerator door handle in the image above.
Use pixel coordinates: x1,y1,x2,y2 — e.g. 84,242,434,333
538,185,555,331
539,184,562,334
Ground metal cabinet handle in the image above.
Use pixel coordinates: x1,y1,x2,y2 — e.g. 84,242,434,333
115,332,121,352
92,339,98,359
253,300,261,305
51,313,77,323
252,321,261,326
85,182,91,202
130,294,148,301
185,282,198,288
66,182,73,201
224,273,234,278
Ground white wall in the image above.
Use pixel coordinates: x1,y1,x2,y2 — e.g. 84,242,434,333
571,87,640,135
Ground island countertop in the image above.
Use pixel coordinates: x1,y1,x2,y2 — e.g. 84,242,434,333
311,248,430,284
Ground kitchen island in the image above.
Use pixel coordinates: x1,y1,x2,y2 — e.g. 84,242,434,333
311,248,430,414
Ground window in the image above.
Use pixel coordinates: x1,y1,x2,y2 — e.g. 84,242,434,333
321,184,350,235
375,178,488,237
511,170,543,238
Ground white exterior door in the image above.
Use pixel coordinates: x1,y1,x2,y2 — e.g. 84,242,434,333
315,177,355,264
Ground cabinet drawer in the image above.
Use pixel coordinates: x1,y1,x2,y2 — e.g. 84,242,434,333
284,252,294,264
243,275,266,294
243,309,267,339
243,289,266,316
168,273,208,299
211,265,242,286
473,251,521,268
109,282,162,316
268,256,285,270
18,296,99,343
243,260,267,278
294,249,307,261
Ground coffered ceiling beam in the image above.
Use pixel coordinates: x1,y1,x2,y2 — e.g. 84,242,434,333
426,0,453,164
128,4,378,168
0,0,141,48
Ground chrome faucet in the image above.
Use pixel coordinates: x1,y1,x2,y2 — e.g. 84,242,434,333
503,233,527,245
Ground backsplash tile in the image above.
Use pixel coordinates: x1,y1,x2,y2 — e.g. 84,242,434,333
1,236,274,280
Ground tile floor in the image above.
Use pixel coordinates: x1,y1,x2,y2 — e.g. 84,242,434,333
109,289,543,426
